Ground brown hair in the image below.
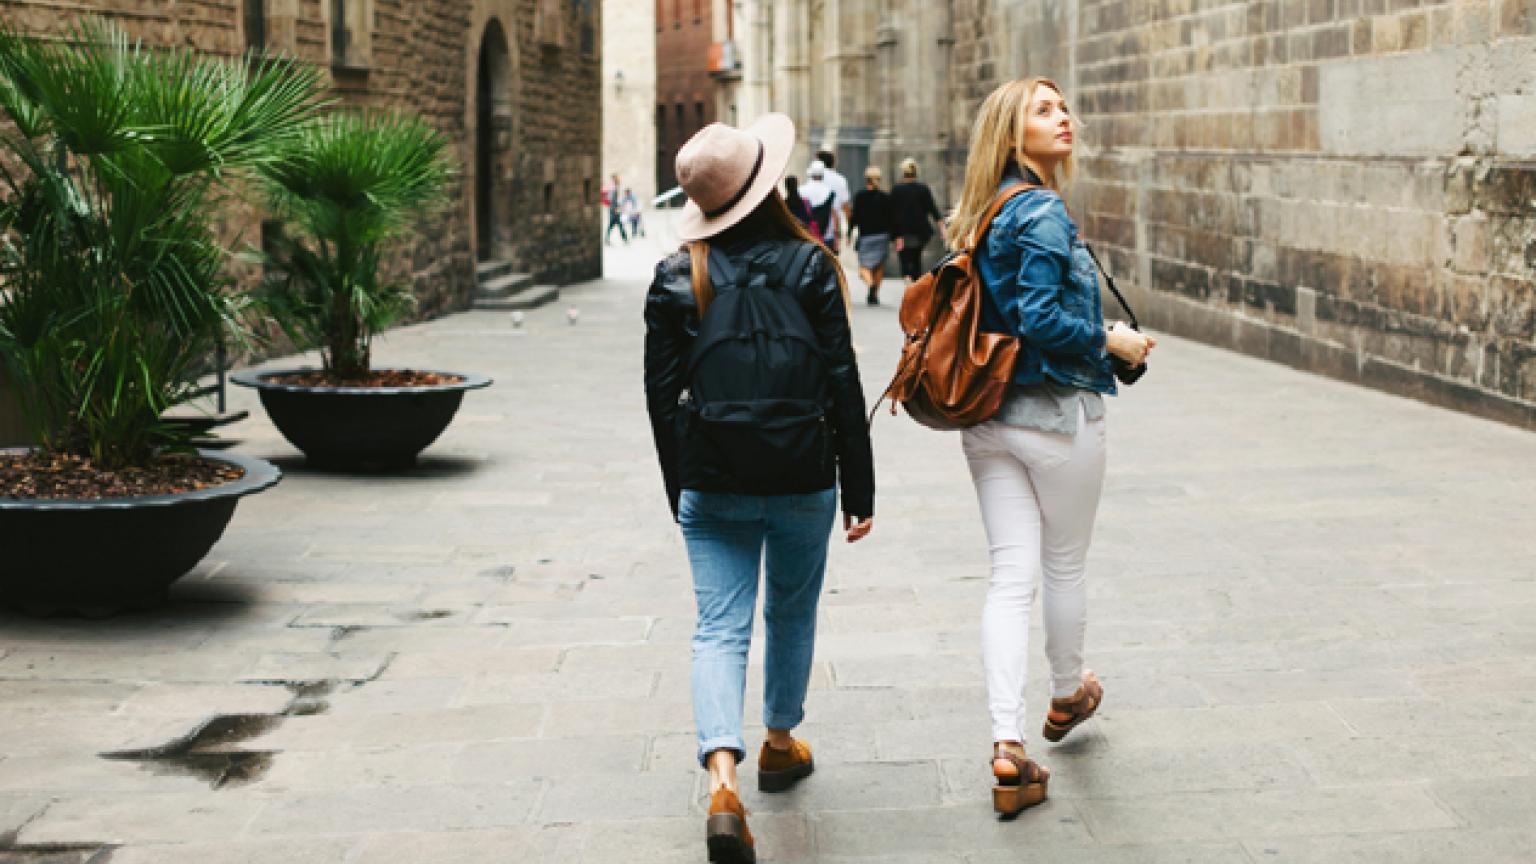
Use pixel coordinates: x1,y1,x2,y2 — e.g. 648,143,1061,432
687,191,850,317
948,77,1078,251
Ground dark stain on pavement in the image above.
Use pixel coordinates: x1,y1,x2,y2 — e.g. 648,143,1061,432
0,841,117,863
100,714,281,789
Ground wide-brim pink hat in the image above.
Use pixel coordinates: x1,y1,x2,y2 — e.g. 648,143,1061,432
674,113,796,242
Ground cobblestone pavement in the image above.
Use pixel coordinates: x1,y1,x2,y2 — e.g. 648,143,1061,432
3,223,1536,863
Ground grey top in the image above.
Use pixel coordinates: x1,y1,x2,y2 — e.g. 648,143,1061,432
994,379,1105,434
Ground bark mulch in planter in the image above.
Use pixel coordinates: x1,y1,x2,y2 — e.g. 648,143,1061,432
0,452,245,501
264,370,464,388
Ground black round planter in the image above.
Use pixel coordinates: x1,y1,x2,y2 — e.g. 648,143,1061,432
231,368,492,470
0,449,281,616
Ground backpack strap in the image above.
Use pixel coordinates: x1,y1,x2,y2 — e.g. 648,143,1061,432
691,240,819,314
968,182,1039,252
773,240,819,292
707,245,740,293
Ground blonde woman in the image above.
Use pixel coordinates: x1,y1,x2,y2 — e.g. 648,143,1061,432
950,78,1155,815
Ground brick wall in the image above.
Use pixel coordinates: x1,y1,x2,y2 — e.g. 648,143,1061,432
657,0,719,192
500,0,603,284
949,0,1536,429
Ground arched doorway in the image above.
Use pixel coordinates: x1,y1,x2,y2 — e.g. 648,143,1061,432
475,20,511,261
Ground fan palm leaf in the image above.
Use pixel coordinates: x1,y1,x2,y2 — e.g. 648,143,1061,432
256,109,451,380
0,19,326,467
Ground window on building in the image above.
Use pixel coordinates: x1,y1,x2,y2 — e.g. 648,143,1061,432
577,0,595,55
244,0,266,51
695,102,705,132
694,0,702,24
536,0,565,48
676,104,686,140
674,0,682,27
544,183,554,214
656,104,667,150
330,0,372,69
583,178,592,205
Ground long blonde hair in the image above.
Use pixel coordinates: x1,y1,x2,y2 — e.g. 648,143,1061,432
687,191,851,316
948,77,1076,251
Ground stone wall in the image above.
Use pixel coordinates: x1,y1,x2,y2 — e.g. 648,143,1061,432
0,0,603,315
601,0,658,206
945,0,1536,428
496,0,603,285
657,0,721,193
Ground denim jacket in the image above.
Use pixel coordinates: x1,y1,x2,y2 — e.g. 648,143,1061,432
975,165,1116,395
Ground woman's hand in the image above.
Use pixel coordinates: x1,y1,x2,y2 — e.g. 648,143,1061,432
844,513,873,543
894,237,905,252
1106,322,1156,366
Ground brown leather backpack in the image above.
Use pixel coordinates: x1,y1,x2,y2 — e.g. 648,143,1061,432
877,184,1035,430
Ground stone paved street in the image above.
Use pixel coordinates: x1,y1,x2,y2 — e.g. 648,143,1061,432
3,223,1536,863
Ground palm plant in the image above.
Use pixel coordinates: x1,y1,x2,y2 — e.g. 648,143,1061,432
0,21,325,469
256,110,452,381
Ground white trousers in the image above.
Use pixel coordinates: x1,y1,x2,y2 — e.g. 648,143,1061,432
961,406,1107,744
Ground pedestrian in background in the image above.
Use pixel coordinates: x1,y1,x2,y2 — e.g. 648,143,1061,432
644,115,875,864
605,172,629,245
783,175,813,231
800,160,837,249
949,77,1154,816
816,149,852,252
622,187,645,239
891,158,946,285
849,165,894,305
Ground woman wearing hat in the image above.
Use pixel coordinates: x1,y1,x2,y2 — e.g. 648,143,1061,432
643,114,875,864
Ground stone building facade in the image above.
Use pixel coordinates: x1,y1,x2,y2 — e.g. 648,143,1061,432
733,0,1536,429
0,0,602,308
602,0,657,207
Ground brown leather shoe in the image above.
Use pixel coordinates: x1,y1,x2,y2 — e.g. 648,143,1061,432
706,786,755,864
757,738,814,792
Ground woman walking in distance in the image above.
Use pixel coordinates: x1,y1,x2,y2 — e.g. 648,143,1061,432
644,114,875,863
890,158,945,285
951,78,1155,815
849,164,896,305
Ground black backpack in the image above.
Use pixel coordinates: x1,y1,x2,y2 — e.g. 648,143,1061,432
680,242,832,493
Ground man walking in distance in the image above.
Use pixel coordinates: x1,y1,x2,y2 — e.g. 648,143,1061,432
816,150,851,254
604,173,629,245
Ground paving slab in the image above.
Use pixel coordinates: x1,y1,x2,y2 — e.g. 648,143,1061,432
4,234,1535,859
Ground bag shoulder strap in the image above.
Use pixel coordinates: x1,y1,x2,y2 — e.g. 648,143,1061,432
1081,242,1139,330
686,243,737,315
773,240,819,294
707,245,740,294
967,182,1040,253
690,241,818,315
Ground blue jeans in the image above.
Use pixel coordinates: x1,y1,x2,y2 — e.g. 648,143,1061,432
679,488,837,767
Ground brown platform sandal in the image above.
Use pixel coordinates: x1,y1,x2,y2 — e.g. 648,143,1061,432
1042,671,1104,743
991,742,1049,816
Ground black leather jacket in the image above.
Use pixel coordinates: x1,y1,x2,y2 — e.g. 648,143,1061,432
643,238,875,520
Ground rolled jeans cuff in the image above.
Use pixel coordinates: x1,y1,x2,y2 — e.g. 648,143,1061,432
763,708,805,731
697,736,745,769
